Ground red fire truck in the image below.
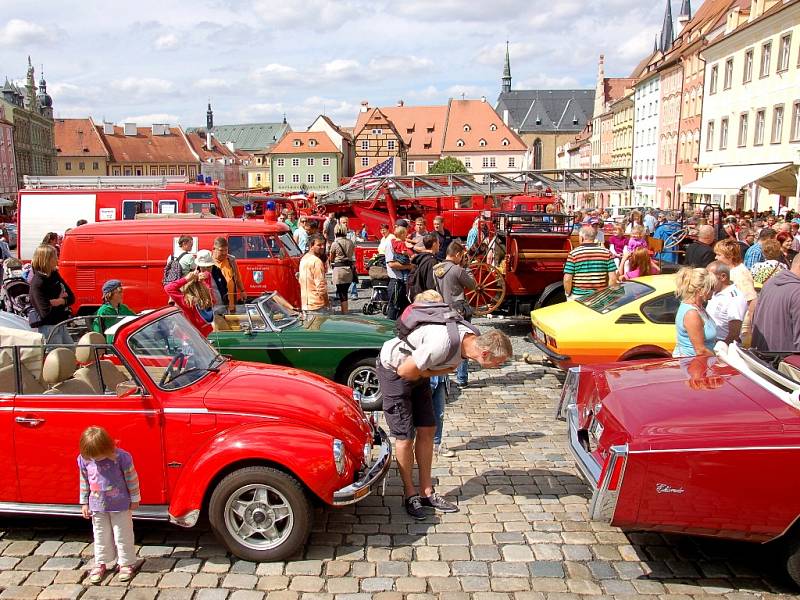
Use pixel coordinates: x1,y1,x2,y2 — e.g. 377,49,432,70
17,176,235,260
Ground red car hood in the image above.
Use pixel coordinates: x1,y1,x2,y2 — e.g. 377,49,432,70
203,361,371,449
591,357,797,451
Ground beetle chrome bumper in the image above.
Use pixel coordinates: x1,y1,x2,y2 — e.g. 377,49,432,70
332,427,392,506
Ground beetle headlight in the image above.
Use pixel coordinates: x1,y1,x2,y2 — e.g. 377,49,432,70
333,439,346,475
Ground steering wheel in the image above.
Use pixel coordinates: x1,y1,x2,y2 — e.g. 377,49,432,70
159,351,186,387
662,227,689,251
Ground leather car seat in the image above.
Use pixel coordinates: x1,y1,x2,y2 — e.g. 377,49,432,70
0,364,16,394
779,354,800,384
42,347,95,395
73,332,129,393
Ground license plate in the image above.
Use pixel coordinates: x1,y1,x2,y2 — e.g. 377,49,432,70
533,327,545,344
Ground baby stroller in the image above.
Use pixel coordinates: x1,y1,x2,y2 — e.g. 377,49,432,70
0,259,33,319
362,254,389,316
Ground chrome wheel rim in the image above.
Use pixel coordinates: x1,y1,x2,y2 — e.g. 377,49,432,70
348,365,380,403
223,484,294,550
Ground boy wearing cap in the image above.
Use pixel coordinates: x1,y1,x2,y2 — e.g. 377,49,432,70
93,280,135,334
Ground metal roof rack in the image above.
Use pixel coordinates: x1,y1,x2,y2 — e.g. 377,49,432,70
23,175,190,189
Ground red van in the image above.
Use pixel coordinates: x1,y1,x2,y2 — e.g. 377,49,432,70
18,176,235,260
58,218,301,314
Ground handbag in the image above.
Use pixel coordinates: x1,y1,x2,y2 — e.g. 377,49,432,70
27,307,41,327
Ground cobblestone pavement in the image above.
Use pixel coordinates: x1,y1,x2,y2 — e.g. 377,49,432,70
2,352,799,599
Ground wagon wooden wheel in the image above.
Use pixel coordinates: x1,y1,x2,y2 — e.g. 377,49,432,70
466,260,507,317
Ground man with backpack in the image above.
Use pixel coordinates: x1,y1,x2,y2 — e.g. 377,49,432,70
407,234,439,300
378,302,513,519
434,240,478,387
164,235,196,280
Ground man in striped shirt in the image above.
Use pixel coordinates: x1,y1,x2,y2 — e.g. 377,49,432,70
563,226,618,299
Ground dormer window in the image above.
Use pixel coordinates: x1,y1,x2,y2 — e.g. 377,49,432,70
463,124,471,132
501,138,509,146
309,139,317,147
456,139,465,147
479,138,487,147
490,123,497,131
293,139,301,147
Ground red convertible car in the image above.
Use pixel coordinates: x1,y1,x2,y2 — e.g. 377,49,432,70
558,343,800,587
0,308,391,561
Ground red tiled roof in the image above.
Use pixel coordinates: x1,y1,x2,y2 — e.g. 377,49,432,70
270,130,339,154
54,118,109,158
355,105,448,157
100,126,197,164
441,99,526,152
184,131,238,162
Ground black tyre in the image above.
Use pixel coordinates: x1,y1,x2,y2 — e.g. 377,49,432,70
361,304,369,315
786,538,800,589
381,303,389,316
342,356,382,411
209,466,311,562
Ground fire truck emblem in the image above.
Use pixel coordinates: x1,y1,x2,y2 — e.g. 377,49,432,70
253,271,264,285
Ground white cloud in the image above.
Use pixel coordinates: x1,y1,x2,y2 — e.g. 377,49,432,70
194,78,233,91
119,113,180,125
239,102,285,121
154,33,179,51
0,18,63,46
111,77,175,99
320,59,361,79
516,74,580,89
252,63,300,85
446,84,490,99
252,0,358,31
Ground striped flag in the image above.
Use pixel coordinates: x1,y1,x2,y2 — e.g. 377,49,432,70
347,157,394,189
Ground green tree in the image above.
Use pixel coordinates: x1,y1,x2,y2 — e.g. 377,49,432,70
427,156,469,174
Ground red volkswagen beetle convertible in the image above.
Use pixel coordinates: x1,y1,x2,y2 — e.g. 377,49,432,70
0,309,391,561
558,343,800,586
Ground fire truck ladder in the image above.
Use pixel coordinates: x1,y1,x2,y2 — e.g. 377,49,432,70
319,168,632,204
23,175,190,189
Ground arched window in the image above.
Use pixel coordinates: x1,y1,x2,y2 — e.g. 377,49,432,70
478,138,487,147
501,138,509,146
693,130,700,162
456,139,464,147
490,123,497,131
463,124,471,132
532,138,543,170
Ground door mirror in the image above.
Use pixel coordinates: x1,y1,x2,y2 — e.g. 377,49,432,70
116,381,140,398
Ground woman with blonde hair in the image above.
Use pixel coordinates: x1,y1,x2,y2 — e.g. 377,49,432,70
673,267,717,357
619,247,660,280
624,210,644,235
29,243,75,344
164,250,217,336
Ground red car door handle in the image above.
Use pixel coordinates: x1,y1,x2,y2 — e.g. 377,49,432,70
15,416,45,426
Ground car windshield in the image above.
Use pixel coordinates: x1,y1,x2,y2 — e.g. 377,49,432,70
258,293,300,330
128,312,223,390
279,232,302,257
577,282,654,314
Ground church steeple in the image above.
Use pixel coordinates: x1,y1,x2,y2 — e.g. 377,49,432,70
501,41,512,94
678,0,692,32
37,65,53,119
206,100,213,130
25,56,36,110
659,0,675,53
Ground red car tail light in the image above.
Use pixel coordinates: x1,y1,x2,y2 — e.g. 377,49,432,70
606,453,626,491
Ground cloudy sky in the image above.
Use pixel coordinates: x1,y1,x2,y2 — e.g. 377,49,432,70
1,0,702,129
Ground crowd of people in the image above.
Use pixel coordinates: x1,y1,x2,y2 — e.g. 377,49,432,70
563,206,800,356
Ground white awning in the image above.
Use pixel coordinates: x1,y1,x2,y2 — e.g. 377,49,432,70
682,162,797,196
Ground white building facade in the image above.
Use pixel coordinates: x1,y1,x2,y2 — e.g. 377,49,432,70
632,72,661,207
691,0,800,212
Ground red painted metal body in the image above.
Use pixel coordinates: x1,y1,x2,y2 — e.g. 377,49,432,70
59,219,302,314
566,356,800,543
3,307,374,518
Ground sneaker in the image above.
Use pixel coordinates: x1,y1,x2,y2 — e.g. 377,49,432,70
404,495,426,520
456,380,468,388
420,491,459,513
436,443,456,458
87,563,106,585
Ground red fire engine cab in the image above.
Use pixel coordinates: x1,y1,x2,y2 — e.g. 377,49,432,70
17,175,235,260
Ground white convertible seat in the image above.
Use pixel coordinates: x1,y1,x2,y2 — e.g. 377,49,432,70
73,332,130,393
42,347,95,395
0,364,15,394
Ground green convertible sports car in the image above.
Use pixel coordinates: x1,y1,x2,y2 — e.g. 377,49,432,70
209,292,394,410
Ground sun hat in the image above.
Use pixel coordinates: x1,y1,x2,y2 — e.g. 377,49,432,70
195,249,215,268
102,279,123,295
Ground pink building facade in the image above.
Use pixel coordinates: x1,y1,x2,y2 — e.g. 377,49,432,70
0,106,16,202
656,64,684,209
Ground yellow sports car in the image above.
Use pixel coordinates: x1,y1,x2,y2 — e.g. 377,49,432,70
529,275,680,369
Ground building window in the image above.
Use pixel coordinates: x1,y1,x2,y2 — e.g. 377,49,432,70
92,162,99,170
387,140,395,151
464,157,471,168
760,41,772,77
723,58,733,90
256,174,262,183
706,120,715,151
463,124,471,132
738,113,749,147
792,101,800,142
408,161,415,173
322,157,330,166
490,124,497,131
489,157,496,168
322,173,331,183
290,158,299,167
65,161,71,170
308,139,317,147
709,65,718,94
277,158,285,167
456,139,464,147
307,157,314,166
532,138,543,169
778,34,792,72
481,157,489,169
508,157,515,168
772,105,784,143
360,140,369,151
501,138,509,146
277,174,285,183
754,109,766,145
293,139,301,147
361,157,369,167
743,48,754,83
478,138,486,147
79,161,86,171
307,173,315,183
371,128,382,135
291,174,299,183
719,118,728,150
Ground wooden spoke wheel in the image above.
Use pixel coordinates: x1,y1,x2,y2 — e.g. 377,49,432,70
466,261,507,317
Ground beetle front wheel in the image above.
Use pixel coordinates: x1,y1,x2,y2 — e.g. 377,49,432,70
209,466,311,562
